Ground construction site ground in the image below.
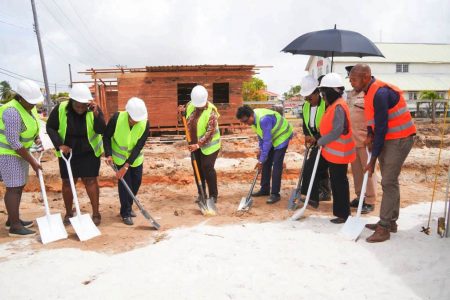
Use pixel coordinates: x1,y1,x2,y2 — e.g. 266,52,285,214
0,120,449,254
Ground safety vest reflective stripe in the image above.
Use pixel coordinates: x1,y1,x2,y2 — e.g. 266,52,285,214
336,136,354,145
201,139,220,150
199,128,220,140
323,146,356,157
0,141,12,150
273,124,291,142
112,149,127,161
367,106,409,126
0,129,35,142
388,120,415,133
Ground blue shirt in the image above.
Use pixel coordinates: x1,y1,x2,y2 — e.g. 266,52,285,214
366,78,400,157
255,113,292,163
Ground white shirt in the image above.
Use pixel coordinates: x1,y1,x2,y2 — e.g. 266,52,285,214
309,106,317,129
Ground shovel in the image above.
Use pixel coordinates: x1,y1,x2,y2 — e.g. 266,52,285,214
182,116,216,216
32,149,68,244
237,169,260,211
111,164,160,229
288,145,311,211
340,149,372,241
61,151,101,241
440,165,450,237
291,146,322,221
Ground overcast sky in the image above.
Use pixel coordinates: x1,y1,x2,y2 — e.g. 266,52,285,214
0,0,449,95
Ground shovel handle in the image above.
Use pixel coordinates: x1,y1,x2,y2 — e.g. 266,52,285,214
355,147,372,218
246,169,260,200
182,116,207,201
61,151,82,217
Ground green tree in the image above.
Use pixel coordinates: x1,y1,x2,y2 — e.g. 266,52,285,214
420,91,441,123
0,81,15,103
283,85,301,100
242,77,267,102
51,92,69,103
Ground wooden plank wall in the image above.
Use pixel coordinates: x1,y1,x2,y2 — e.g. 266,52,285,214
116,71,253,128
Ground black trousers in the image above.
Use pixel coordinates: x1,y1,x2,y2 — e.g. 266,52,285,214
301,146,329,201
260,146,288,195
327,162,350,219
117,164,143,218
191,149,219,198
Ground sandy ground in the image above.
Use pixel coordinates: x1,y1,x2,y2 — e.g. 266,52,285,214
0,122,449,254
0,202,448,299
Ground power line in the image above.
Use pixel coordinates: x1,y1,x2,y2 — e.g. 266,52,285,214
39,0,109,66
66,0,117,63
0,67,69,87
0,19,33,31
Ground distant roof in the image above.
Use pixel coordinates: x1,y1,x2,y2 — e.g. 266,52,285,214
333,43,450,64
342,73,450,91
82,64,258,75
264,90,279,97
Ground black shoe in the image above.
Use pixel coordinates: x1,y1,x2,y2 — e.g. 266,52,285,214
123,217,134,226
319,192,331,202
330,217,347,224
5,219,34,230
8,227,36,237
266,194,281,204
308,199,320,209
252,190,270,197
361,203,375,214
351,197,367,208
130,210,137,218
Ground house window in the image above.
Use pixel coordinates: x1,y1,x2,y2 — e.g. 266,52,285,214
177,83,197,106
408,92,418,100
396,63,409,73
213,83,229,104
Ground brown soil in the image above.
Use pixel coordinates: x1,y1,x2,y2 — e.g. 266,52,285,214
0,121,448,254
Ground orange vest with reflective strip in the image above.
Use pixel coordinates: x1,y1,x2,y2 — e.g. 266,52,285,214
364,79,416,140
320,98,356,164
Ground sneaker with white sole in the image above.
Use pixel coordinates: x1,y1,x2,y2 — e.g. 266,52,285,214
5,219,34,230
8,227,36,238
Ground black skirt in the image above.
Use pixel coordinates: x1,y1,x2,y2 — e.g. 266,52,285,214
58,151,101,179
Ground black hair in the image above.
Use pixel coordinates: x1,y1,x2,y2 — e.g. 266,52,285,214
320,87,344,104
236,105,253,119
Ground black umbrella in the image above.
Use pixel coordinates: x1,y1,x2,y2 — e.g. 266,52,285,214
282,25,384,71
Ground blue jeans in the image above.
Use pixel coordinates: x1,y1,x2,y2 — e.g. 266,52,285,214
117,164,143,218
260,146,288,195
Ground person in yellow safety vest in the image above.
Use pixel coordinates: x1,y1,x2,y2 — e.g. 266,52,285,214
178,85,221,204
0,80,43,237
46,84,106,226
317,73,356,224
236,105,293,204
350,64,416,243
299,75,331,208
345,66,377,214
103,97,150,226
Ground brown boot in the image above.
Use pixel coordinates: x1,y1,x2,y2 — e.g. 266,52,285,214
366,225,390,243
366,221,397,233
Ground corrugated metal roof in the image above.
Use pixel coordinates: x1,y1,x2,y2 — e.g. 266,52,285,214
342,73,450,91
333,43,450,63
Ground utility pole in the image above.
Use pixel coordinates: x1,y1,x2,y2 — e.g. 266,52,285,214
68,64,73,88
31,0,52,115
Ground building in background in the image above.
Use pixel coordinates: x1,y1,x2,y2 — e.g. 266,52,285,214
80,65,257,132
305,43,450,101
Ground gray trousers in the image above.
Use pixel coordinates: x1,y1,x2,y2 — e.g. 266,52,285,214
378,136,414,226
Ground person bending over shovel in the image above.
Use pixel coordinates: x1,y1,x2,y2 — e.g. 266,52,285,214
46,84,106,226
103,97,149,226
0,80,44,237
236,105,293,204
178,85,221,208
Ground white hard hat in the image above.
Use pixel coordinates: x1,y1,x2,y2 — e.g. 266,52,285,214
69,83,93,103
190,85,208,107
318,73,344,88
16,79,44,105
300,75,319,97
125,97,147,121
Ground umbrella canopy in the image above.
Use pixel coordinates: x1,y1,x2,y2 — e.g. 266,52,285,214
282,25,384,71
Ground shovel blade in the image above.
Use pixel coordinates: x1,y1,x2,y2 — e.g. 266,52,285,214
206,198,218,216
36,213,68,244
237,197,253,211
70,214,101,241
340,216,366,241
290,206,306,221
287,189,300,211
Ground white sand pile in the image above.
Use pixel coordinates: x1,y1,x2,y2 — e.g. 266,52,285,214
0,202,449,300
